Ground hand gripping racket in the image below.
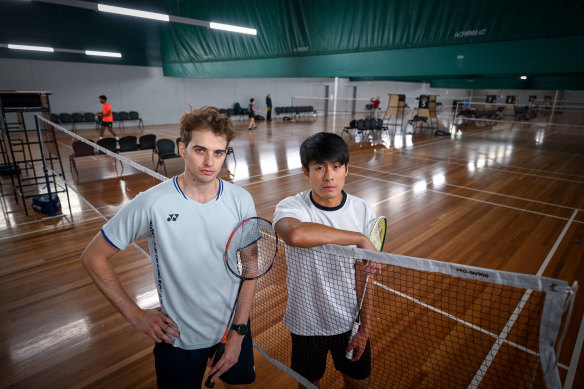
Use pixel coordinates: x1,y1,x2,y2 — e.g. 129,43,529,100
346,216,387,360
205,217,278,388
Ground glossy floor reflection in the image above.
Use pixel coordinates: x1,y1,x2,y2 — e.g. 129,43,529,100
1,112,583,388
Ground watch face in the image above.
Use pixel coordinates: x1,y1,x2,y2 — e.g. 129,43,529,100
232,324,247,335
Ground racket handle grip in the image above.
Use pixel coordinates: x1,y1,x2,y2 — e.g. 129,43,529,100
204,343,225,388
345,321,360,360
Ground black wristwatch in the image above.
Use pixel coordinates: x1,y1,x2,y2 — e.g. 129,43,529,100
230,323,248,336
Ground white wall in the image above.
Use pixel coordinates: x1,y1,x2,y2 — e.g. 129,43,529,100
0,58,335,126
0,57,567,126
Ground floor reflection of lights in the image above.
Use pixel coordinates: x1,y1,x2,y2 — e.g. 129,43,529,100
10,318,90,363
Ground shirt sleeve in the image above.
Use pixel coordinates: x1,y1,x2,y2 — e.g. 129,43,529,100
273,195,306,225
101,192,152,250
241,189,257,220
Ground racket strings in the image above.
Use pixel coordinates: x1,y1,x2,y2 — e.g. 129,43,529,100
227,219,277,279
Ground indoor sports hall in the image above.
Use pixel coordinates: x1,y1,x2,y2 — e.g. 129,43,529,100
1,1,583,388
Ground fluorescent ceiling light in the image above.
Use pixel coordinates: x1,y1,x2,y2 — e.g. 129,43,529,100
8,44,54,52
210,22,257,35
520,75,527,80
85,50,122,58
98,4,169,22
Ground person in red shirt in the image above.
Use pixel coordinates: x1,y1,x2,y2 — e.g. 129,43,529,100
371,96,381,120
97,95,119,140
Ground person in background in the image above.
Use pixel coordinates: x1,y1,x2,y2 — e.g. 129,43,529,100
97,95,119,140
266,93,273,121
248,98,260,130
371,97,380,120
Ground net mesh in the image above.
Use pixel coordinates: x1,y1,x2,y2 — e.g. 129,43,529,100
452,101,584,130
292,96,374,114
38,117,576,389
251,243,576,389
32,116,168,224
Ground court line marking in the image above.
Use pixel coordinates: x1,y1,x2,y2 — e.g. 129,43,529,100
373,281,539,358
50,176,151,259
455,116,584,129
237,167,581,223
376,123,584,181
382,151,584,184
349,171,580,222
350,165,580,213
564,307,584,389
469,208,577,388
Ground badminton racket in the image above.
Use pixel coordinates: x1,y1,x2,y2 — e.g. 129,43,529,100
346,216,387,360
205,217,278,387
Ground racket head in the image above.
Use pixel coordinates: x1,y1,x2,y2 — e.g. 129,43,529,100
367,216,387,251
225,217,278,280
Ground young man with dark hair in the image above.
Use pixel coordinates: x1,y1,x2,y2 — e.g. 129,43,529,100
273,132,381,388
81,107,257,388
97,95,119,140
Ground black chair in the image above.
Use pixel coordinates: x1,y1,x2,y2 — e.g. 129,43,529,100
112,112,121,130
139,134,157,165
226,146,236,167
155,138,181,176
407,115,429,132
59,113,73,131
50,113,60,123
84,112,101,131
97,137,120,172
84,112,95,122
356,119,365,135
69,140,95,180
118,111,130,130
129,111,144,131
118,135,138,152
97,137,118,152
72,112,85,132
341,119,357,139
139,134,156,150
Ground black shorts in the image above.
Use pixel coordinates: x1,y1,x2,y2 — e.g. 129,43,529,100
102,121,113,128
290,330,371,382
248,112,254,118
153,324,256,388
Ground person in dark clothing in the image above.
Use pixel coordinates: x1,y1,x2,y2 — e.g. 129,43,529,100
266,93,273,121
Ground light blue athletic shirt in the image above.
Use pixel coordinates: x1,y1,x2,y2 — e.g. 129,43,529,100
101,176,257,349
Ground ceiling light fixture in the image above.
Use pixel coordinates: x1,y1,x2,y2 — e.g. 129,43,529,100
520,75,527,80
210,22,257,35
36,1,258,35
8,44,54,52
97,4,170,22
85,50,122,58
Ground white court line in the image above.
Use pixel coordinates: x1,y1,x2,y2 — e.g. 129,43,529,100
53,176,151,259
387,152,584,184
350,165,579,211
349,171,579,222
468,209,577,388
564,307,584,389
373,281,539,358
455,116,584,129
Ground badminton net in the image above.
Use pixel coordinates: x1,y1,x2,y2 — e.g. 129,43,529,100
250,243,577,389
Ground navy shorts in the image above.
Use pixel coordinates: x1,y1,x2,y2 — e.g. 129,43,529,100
153,324,255,388
290,330,371,382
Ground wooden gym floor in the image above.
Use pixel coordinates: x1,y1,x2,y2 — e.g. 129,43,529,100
1,111,583,388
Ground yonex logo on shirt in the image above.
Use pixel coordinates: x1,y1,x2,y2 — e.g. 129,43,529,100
167,214,179,221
